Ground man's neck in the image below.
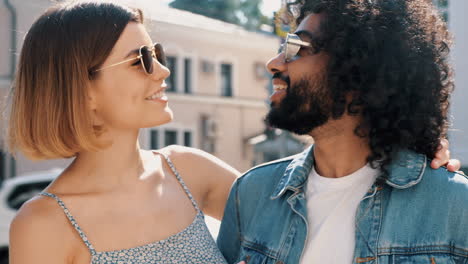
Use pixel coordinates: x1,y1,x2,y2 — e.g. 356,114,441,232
310,117,371,178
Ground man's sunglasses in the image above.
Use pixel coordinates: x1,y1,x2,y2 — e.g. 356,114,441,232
280,33,319,62
94,43,166,74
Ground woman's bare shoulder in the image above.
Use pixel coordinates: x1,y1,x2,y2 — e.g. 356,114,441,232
11,194,72,239
158,145,240,175
9,195,74,263
158,145,206,157
153,146,240,219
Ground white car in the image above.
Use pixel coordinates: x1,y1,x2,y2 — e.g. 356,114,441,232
0,169,61,264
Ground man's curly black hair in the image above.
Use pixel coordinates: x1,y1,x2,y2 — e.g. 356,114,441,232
285,0,454,176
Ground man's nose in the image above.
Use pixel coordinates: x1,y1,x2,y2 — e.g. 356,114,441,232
266,52,287,75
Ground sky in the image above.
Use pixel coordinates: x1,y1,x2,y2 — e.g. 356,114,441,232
259,0,283,17
160,0,282,18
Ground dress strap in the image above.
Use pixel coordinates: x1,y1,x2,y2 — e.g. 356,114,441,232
154,151,202,213
39,192,97,255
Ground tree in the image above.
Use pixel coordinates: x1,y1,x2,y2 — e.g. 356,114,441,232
169,0,272,31
170,0,241,25
240,0,266,30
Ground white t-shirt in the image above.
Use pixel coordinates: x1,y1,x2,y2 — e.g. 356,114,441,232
299,164,379,264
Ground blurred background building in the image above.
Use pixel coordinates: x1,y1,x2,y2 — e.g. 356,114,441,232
0,0,467,183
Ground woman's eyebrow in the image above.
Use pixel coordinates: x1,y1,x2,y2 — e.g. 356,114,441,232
124,48,140,59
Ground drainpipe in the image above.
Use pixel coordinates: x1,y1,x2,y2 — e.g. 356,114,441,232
3,0,17,79
3,0,17,178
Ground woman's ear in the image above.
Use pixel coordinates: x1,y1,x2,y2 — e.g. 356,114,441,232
87,83,98,111
86,84,104,127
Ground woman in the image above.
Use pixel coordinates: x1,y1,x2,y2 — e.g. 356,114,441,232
7,1,457,264
8,2,235,263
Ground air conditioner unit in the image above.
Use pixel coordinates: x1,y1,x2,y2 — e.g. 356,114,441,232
201,60,215,74
254,62,268,79
201,115,217,138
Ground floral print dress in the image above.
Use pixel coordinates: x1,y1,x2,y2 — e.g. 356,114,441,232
40,152,228,264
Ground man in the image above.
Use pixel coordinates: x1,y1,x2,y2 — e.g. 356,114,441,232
217,0,467,263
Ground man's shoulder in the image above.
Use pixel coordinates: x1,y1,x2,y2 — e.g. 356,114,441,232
239,154,300,183
229,154,301,199
381,165,468,248
399,164,468,219
420,165,468,199
421,162,467,186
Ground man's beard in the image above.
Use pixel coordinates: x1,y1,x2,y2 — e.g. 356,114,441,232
266,74,333,135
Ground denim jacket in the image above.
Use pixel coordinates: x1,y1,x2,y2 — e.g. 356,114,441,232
217,146,468,264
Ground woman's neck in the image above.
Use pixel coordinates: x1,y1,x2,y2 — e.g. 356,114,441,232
62,129,156,193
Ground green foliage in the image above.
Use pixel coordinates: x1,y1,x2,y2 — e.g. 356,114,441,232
169,0,272,30
170,0,240,24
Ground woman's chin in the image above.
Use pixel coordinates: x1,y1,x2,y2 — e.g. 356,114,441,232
144,111,174,128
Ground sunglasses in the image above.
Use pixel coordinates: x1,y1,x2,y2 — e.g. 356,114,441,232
280,33,319,62
94,43,166,74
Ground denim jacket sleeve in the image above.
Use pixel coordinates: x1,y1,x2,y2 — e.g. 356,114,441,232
217,179,242,264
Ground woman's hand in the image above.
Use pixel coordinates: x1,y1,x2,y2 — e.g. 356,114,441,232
431,138,462,172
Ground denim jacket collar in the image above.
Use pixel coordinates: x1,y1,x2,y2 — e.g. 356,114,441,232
271,146,428,199
384,149,427,189
271,146,315,199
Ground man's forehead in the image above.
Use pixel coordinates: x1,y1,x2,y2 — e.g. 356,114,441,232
296,13,325,36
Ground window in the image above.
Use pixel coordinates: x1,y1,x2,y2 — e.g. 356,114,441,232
164,130,178,146
150,129,193,148
184,131,192,147
166,56,177,92
184,58,192,94
434,0,449,22
150,130,159,149
165,56,193,94
221,63,233,97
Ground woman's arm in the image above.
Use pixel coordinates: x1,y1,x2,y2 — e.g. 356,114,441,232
164,146,240,220
197,151,241,220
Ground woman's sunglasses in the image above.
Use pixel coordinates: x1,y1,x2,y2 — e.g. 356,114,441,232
94,43,166,74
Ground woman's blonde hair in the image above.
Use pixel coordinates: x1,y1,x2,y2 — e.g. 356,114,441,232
7,1,143,160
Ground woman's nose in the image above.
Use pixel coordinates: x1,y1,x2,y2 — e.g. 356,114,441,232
150,58,170,82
